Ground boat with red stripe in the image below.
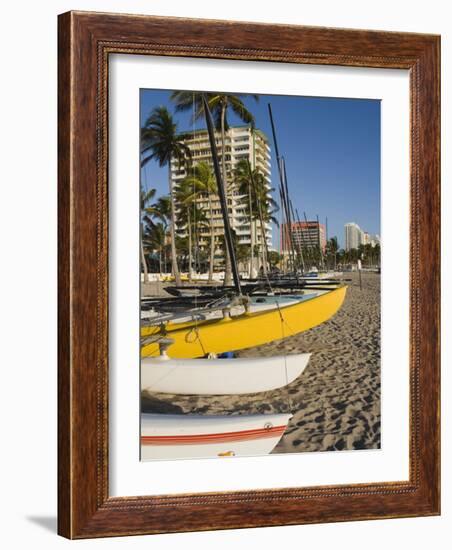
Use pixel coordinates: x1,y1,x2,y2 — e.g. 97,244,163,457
141,413,292,460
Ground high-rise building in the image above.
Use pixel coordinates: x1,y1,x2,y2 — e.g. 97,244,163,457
344,222,362,250
170,126,272,265
281,221,326,253
344,223,380,250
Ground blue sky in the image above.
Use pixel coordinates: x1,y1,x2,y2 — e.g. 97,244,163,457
140,90,380,249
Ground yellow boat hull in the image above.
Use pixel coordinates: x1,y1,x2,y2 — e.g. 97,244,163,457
141,285,347,359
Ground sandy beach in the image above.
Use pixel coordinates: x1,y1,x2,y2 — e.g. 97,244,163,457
142,272,381,453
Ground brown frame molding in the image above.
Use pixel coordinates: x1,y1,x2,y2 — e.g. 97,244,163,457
58,11,440,538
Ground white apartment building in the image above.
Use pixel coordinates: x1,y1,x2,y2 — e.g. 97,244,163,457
170,126,273,265
344,222,362,251
345,223,381,250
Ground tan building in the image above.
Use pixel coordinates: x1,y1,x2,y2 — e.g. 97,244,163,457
170,126,273,265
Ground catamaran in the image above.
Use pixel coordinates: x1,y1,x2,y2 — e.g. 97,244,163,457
140,95,347,359
141,285,346,358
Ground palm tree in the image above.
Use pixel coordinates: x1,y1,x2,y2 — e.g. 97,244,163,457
149,195,171,273
234,160,278,278
140,186,156,283
141,106,192,286
190,207,209,274
152,196,171,228
170,91,258,286
374,243,381,267
253,171,279,277
234,159,256,278
267,250,281,270
174,179,207,281
143,222,166,275
181,162,217,282
235,244,250,271
141,193,173,275
327,236,339,270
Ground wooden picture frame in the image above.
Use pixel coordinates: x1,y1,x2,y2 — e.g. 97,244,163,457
58,11,440,539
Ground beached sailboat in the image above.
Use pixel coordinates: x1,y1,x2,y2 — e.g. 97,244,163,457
141,285,346,358
141,95,347,359
142,290,327,325
141,352,310,395
141,413,292,460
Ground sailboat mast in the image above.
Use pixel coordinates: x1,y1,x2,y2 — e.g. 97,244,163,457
278,187,288,271
302,211,313,269
325,216,329,269
280,157,298,273
268,104,297,274
289,198,305,272
280,157,296,271
317,214,325,269
202,94,242,294
295,207,311,268
283,159,305,273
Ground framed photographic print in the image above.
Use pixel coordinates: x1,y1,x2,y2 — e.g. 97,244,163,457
58,11,440,538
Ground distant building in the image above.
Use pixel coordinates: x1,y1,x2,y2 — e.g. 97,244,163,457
362,232,370,245
370,234,381,248
344,223,380,250
344,222,362,250
281,221,326,253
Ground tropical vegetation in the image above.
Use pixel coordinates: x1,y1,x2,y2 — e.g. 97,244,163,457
139,93,380,284
141,106,191,285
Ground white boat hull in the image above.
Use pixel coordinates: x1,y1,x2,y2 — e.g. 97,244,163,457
141,413,292,460
141,353,310,395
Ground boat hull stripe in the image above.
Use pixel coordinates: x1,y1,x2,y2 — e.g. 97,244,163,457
141,425,287,445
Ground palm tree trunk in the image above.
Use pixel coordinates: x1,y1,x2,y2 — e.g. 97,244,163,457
259,221,269,278
188,210,193,282
220,104,232,286
208,196,215,282
168,162,182,285
140,223,149,283
250,222,255,279
248,186,255,279
254,188,269,279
